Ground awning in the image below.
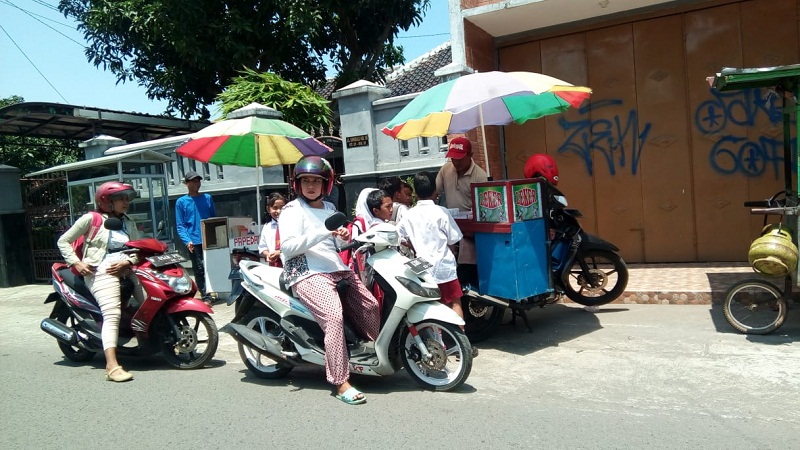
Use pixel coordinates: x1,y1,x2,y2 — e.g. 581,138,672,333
26,149,173,177
708,64,800,91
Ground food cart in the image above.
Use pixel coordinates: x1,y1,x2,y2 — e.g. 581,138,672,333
200,217,260,299
710,65,800,334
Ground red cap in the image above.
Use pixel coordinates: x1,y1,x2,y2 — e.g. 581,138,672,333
445,137,471,159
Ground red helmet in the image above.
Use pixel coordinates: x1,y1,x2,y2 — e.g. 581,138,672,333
524,154,559,185
293,156,334,198
95,181,136,213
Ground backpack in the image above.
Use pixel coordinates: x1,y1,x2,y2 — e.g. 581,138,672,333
338,216,367,270
69,211,103,275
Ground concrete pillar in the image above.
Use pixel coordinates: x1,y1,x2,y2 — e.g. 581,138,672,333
79,135,126,160
332,81,391,175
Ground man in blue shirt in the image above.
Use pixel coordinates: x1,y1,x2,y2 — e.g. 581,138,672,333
175,171,216,304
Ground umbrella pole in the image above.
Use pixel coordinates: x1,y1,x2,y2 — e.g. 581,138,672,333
479,104,491,178
255,136,262,229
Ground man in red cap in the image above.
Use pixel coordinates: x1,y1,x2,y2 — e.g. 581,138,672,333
435,136,487,269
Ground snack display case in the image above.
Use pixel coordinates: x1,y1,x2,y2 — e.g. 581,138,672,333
201,217,259,296
458,178,551,301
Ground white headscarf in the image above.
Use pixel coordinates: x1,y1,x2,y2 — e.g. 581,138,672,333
354,188,381,230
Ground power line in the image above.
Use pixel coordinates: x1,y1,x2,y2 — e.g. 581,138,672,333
1,0,84,46
397,32,450,40
0,23,69,102
31,0,60,12
1,0,76,29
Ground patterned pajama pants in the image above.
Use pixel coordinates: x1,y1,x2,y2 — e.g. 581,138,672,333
293,271,381,386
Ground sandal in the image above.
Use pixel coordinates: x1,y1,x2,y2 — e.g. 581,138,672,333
335,387,366,405
106,366,133,382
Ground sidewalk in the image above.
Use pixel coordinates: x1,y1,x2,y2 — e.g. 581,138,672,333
3,262,780,305
615,262,779,305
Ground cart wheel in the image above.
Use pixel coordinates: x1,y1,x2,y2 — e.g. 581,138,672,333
462,296,504,343
722,278,787,335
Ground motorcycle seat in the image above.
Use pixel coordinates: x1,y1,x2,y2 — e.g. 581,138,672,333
57,268,135,304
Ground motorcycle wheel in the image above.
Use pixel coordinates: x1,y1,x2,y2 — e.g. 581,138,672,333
462,296,504,343
160,312,219,369
723,279,787,335
237,309,293,379
561,250,628,306
52,304,96,362
401,320,472,391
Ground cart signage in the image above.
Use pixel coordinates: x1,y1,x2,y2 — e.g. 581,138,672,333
512,183,542,221
474,186,507,222
232,235,259,247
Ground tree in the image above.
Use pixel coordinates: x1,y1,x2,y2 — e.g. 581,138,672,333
217,68,332,133
59,0,430,120
0,96,82,175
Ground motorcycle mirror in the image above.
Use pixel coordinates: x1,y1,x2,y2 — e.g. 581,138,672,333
554,195,568,207
104,217,124,231
325,212,348,231
157,220,165,232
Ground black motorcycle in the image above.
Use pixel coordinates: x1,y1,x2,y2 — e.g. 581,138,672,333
462,181,629,342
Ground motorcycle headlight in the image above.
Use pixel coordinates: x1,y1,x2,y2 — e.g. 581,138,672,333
395,276,440,298
149,270,193,295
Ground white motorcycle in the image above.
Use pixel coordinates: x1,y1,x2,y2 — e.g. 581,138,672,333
221,212,472,391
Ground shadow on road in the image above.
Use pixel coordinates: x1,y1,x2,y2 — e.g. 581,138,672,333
474,303,614,356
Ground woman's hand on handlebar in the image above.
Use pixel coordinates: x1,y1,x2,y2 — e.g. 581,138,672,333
332,227,350,241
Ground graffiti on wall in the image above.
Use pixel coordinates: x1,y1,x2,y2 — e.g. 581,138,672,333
553,89,794,178
556,99,652,176
695,88,794,178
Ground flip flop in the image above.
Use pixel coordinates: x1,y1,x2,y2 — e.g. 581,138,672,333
335,387,366,405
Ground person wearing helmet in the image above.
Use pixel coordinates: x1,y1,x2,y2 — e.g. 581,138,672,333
523,153,559,185
57,181,144,382
279,156,380,405
175,171,216,304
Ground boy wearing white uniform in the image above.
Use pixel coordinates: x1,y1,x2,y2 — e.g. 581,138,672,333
396,172,465,323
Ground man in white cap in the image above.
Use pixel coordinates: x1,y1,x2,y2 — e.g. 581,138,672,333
435,136,487,273
175,170,216,304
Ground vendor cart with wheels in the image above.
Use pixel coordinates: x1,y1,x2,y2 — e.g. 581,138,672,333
710,65,800,334
455,177,628,342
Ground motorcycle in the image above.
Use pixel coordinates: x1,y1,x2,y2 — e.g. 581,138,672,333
228,247,261,315
462,181,629,342
222,212,473,391
41,217,219,369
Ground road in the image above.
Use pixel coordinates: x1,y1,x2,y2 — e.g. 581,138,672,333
1,284,799,449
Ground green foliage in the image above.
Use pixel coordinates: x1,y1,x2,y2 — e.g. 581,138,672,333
59,0,431,120
217,69,332,133
0,96,82,175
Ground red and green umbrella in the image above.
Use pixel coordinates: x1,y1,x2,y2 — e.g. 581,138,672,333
177,104,331,167
176,103,332,225
381,71,591,177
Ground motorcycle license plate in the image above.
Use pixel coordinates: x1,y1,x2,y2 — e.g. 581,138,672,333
405,257,433,275
146,252,186,267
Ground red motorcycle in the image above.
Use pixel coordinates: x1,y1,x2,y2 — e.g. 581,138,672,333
41,226,219,369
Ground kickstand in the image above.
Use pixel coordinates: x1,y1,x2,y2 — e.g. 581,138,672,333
508,309,533,333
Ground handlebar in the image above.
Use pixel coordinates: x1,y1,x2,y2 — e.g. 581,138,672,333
339,240,363,252
750,207,797,215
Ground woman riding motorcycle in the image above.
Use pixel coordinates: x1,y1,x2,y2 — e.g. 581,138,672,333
56,181,145,382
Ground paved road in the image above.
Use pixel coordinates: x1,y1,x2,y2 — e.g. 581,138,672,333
1,284,799,449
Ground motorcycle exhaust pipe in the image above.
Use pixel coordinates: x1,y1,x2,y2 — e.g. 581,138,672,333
463,290,510,308
40,318,78,345
220,323,297,366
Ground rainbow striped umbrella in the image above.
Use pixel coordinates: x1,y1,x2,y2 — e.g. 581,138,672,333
381,72,591,177
176,103,331,225
176,104,331,167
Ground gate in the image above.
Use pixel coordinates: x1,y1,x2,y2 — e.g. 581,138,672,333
22,175,70,281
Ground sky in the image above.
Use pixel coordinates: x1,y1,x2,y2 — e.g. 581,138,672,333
0,0,450,118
